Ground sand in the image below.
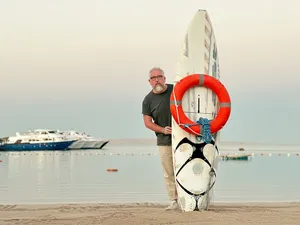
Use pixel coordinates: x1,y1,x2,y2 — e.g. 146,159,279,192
0,202,299,225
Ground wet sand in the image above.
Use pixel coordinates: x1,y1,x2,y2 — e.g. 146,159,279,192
0,202,299,225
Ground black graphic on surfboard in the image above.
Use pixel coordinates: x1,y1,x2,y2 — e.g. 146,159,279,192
174,137,218,211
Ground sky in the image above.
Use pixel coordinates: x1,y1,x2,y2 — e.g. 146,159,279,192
0,0,300,144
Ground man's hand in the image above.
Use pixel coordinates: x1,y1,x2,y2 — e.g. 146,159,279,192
163,126,172,135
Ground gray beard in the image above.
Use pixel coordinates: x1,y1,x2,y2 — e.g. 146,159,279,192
153,84,165,93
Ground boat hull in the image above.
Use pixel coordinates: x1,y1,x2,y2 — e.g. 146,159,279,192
66,140,110,150
99,141,109,149
0,140,76,151
67,140,86,149
81,141,98,149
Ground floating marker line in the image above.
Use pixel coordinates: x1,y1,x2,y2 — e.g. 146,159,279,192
0,152,299,157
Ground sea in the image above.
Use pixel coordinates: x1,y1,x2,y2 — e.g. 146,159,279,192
0,139,300,205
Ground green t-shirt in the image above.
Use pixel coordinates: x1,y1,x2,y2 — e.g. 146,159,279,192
142,84,173,146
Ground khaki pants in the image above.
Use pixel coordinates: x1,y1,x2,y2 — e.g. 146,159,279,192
158,145,178,201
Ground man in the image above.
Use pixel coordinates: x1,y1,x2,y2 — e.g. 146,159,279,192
142,67,179,211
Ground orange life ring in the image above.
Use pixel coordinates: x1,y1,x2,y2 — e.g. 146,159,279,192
170,74,231,135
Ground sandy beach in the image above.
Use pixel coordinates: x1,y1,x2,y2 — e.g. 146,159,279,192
0,202,299,225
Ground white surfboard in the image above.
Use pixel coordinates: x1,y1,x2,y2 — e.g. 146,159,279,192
171,10,222,212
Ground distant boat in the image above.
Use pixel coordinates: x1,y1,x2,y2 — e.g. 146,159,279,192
59,130,109,150
0,129,76,151
219,154,252,161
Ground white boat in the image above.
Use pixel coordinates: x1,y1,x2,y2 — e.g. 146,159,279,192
0,129,76,151
58,130,109,150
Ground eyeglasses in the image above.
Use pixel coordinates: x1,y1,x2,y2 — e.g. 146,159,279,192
149,75,164,80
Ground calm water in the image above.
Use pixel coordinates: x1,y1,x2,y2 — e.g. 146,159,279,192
0,142,300,204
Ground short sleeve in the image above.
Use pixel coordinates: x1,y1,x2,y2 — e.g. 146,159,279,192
142,97,151,116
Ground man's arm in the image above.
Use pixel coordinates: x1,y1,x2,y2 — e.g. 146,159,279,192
143,115,165,134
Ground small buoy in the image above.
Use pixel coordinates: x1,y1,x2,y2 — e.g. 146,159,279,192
106,168,118,172
0,160,2,162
